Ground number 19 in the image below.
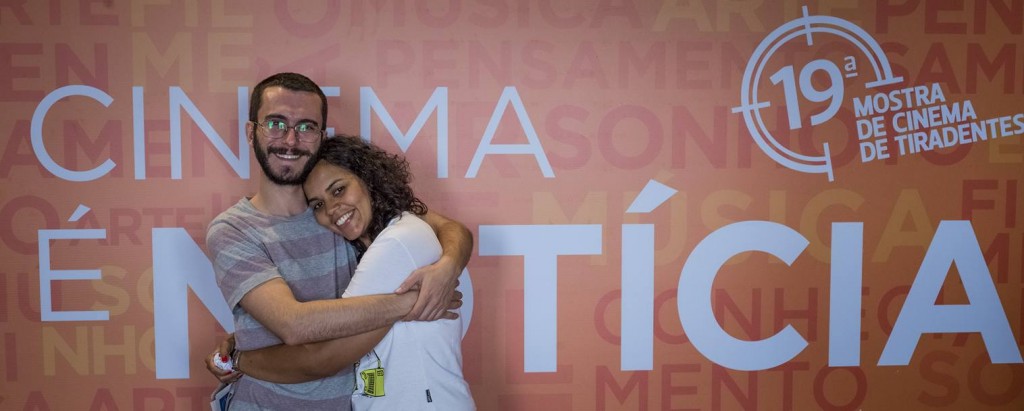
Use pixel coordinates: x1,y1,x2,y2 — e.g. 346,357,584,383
770,59,845,130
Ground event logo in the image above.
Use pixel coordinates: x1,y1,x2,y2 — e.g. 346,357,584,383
732,6,902,181
733,7,1024,181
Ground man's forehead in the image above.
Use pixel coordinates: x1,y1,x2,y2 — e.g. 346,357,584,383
258,87,323,117
260,86,321,102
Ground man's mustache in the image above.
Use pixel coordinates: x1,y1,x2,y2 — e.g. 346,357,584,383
267,147,312,157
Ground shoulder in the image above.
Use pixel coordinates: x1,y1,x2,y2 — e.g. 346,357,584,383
206,200,266,251
208,200,253,229
364,212,440,266
379,212,436,244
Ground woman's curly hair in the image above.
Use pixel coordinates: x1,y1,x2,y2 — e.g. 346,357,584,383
314,134,427,252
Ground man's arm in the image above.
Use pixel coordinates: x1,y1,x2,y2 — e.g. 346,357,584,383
396,210,473,321
209,220,453,346
239,280,425,345
218,217,467,383
204,290,462,383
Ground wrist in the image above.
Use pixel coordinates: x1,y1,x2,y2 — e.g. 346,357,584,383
436,255,461,277
231,349,243,373
397,291,419,318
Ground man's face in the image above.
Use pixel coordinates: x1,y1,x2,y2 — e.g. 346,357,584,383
249,86,324,185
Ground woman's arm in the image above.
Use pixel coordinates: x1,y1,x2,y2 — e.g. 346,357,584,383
237,326,391,383
205,289,462,383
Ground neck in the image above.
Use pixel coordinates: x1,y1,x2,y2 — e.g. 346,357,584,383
250,176,308,217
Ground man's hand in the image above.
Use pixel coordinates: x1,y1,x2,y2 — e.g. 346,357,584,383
205,334,242,383
395,256,460,321
409,210,472,321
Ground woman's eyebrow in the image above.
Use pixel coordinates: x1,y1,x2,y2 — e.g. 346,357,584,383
308,178,345,204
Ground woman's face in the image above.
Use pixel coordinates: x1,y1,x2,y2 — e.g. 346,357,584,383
303,160,373,247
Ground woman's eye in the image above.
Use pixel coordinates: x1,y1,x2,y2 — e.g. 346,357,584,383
333,186,344,195
312,201,323,210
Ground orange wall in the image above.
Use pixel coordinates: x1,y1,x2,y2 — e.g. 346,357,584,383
1,1,1022,409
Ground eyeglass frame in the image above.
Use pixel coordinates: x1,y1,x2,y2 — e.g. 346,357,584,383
249,119,325,143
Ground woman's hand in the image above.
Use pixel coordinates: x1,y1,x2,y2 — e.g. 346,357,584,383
205,334,243,383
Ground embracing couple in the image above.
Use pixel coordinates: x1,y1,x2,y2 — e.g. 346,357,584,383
204,72,475,410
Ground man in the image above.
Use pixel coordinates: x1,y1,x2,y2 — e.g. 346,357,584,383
205,72,471,409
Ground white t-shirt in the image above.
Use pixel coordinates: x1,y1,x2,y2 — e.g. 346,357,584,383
343,212,475,411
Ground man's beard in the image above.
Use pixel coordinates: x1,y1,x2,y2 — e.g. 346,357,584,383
253,138,317,186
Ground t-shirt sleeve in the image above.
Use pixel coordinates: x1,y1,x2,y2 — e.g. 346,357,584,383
206,219,282,309
342,215,441,298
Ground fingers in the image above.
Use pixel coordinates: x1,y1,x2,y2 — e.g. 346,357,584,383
421,286,451,321
403,259,461,321
205,351,219,374
218,370,242,384
406,298,428,322
396,269,425,294
440,310,460,321
205,350,241,383
408,276,448,321
418,288,448,321
428,289,458,320
205,334,243,383
217,338,234,357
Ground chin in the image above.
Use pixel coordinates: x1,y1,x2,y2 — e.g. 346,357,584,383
333,227,354,241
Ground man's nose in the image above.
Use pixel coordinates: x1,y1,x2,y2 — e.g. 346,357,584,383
282,127,299,146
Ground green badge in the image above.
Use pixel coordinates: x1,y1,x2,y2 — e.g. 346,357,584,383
359,367,385,397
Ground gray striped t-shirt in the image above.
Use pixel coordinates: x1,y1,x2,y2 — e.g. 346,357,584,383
207,198,357,410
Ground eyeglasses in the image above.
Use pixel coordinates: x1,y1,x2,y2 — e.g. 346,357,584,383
251,120,324,143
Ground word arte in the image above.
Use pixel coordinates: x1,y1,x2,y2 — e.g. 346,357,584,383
38,216,1021,378
30,85,555,181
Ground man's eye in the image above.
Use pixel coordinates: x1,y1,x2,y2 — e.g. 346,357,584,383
296,123,312,132
266,120,286,129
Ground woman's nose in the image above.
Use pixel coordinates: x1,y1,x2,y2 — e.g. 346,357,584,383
325,199,338,216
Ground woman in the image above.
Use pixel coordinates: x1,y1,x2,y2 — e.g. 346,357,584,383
302,135,474,410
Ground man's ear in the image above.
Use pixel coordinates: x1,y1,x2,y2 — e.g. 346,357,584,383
245,121,255,145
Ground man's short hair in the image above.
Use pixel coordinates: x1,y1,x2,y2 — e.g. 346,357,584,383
249,72,328,128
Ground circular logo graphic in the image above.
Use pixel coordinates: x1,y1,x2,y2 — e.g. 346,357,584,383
732,6,903,181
